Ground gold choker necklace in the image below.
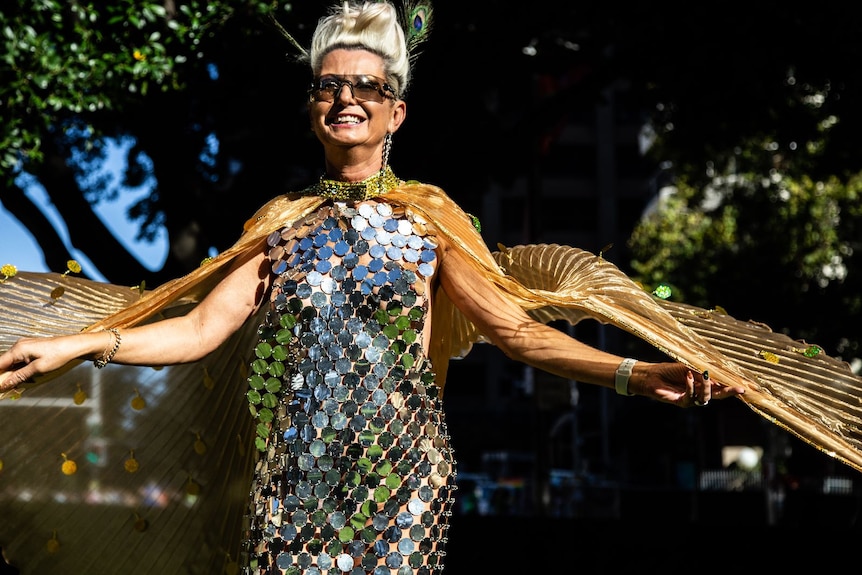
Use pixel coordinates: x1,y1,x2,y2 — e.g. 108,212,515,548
303,167,401,201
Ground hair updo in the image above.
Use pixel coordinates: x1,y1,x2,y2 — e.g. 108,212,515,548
309,2,411,97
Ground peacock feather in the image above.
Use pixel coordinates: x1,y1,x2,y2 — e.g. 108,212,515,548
397,1,433,64
268,2,433,64
266,10,309,60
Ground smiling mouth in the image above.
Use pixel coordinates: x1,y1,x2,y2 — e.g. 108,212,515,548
330,114,364,125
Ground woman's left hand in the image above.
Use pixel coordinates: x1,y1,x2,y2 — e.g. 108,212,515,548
632,362,745,408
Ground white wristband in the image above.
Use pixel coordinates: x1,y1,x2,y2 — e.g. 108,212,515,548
615,358,637,396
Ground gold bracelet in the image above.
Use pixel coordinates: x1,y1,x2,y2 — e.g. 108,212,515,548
94,328,122,369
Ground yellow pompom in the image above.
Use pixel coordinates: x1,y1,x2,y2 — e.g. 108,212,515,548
60,260,82,277
46,532,61,554
49,286,65,301
202,367,215,390
73,384,87,405
131,389,146,410
186,477,201,496
61,453,77,475
224,556,239,575
0,263,17,281
194,433,207,455
124,451,139,473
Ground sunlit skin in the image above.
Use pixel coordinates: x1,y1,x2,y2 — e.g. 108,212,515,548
0,48,745,409
309,48,406,182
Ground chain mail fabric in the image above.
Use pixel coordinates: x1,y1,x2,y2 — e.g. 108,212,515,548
243,201,456,574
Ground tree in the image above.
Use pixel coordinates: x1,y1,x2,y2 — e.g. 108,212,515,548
1,0,318,286
613,5,862,363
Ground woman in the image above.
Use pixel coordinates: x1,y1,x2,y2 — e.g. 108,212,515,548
3,2,861,574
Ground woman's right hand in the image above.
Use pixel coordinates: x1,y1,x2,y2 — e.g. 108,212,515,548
0,333,102,393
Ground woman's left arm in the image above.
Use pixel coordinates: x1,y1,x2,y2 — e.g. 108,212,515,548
435,237,744,407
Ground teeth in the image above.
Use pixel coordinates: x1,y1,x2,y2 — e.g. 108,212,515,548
335,115,362,124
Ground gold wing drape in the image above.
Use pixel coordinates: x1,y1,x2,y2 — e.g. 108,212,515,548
486,244,862,474
2,183,861,574
0,272,261,574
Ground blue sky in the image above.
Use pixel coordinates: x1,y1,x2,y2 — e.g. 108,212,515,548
0,203,47,272
0,140,167,282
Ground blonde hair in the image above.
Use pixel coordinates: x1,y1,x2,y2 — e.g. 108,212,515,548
309,2,411,97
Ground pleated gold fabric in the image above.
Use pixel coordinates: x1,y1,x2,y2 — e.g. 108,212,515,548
488,244,862,473
2,182,861,574
0,273,260,573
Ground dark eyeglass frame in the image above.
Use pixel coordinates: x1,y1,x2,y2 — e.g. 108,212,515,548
309,74,398,104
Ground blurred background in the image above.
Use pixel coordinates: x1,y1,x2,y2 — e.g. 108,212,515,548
2,1,862,571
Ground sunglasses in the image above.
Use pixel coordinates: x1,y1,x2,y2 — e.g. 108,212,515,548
309,74,398,104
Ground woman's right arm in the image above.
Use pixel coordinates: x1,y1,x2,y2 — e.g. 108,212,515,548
0,240,271,391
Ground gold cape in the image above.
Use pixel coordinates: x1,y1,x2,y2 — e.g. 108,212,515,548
2,182,861,573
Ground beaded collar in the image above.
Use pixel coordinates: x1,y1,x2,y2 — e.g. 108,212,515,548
301,167,401,201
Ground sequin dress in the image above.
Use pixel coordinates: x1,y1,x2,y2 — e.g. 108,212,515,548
244,198,456,574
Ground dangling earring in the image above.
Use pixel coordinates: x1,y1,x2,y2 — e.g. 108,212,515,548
377,132,393,194
381,132,392,173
